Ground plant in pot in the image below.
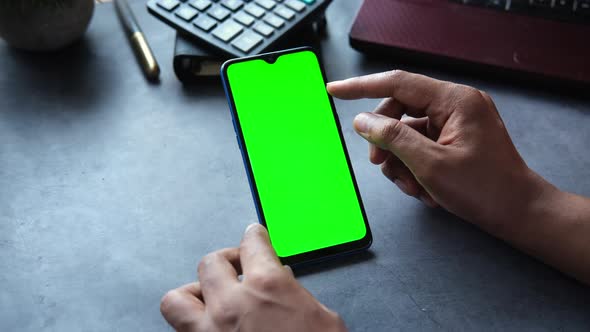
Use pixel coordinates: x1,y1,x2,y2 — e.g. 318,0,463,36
0,0,94,51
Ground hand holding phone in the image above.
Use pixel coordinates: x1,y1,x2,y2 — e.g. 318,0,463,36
221,47,372,267
160,224,348,332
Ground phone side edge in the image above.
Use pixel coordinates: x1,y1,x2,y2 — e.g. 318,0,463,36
315,48,374,250
220,61,266,229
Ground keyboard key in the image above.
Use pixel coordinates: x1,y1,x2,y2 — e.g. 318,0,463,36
578,0,590,16
275,6,296,20
193,15,217,31
189,0,212,11
221,0,244,11
244,3,266,18
254,22,274,36
208,5,231,21
175,6,199,21
245,3,266,17
263,14,285,28
212,20,244,42
232,31,263,52
554,0,573,11
285,0,305,12
234,11,256,26
485,0,505,9
255,0,276,10
531,0,551,8
157,0,180,11
508,0,529,10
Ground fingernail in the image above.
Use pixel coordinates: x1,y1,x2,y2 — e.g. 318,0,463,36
394,180,408,194
354,113,372,134
245,223,258,233
326,82,337,92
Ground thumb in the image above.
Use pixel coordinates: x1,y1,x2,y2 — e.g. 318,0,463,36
353,112,442,174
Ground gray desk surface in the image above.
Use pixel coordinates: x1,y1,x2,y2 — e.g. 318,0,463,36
1,1,589,331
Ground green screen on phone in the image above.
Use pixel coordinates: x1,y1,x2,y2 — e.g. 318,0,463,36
225,49,368,259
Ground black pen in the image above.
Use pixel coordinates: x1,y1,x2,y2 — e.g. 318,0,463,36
114,0,160,81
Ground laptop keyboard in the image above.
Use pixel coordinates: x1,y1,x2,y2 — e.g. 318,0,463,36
451,0,590,22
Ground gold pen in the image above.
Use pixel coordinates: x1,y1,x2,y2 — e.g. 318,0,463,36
115,0,160,81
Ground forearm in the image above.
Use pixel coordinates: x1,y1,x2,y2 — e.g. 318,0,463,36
496,170,590,285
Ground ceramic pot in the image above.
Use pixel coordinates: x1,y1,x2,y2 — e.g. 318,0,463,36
0,0,94,51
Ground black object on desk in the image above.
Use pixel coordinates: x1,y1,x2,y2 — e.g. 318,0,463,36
173,20,324,83
1,1,590,331
147,0,331,58
174,32,225,82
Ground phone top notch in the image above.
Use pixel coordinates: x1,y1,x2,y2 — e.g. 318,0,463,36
264,54,279,64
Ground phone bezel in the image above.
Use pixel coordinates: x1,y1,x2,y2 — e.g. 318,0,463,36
220,47,372,268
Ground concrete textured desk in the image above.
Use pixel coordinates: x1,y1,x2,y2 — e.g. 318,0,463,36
1,1,590,331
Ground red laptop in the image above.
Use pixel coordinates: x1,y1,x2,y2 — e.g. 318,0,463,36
349,0,590,88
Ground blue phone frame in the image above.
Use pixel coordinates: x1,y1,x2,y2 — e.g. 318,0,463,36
220,47,372,268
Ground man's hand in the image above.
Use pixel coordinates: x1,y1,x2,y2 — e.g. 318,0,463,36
160,224,347,332
328,70,543,229
328,70,590,285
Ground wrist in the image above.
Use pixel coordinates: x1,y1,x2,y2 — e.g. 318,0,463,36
486,167,560,241
491,169,590,284
490,166,562,250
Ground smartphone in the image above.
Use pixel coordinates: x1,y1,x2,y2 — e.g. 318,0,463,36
221,47,372,267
